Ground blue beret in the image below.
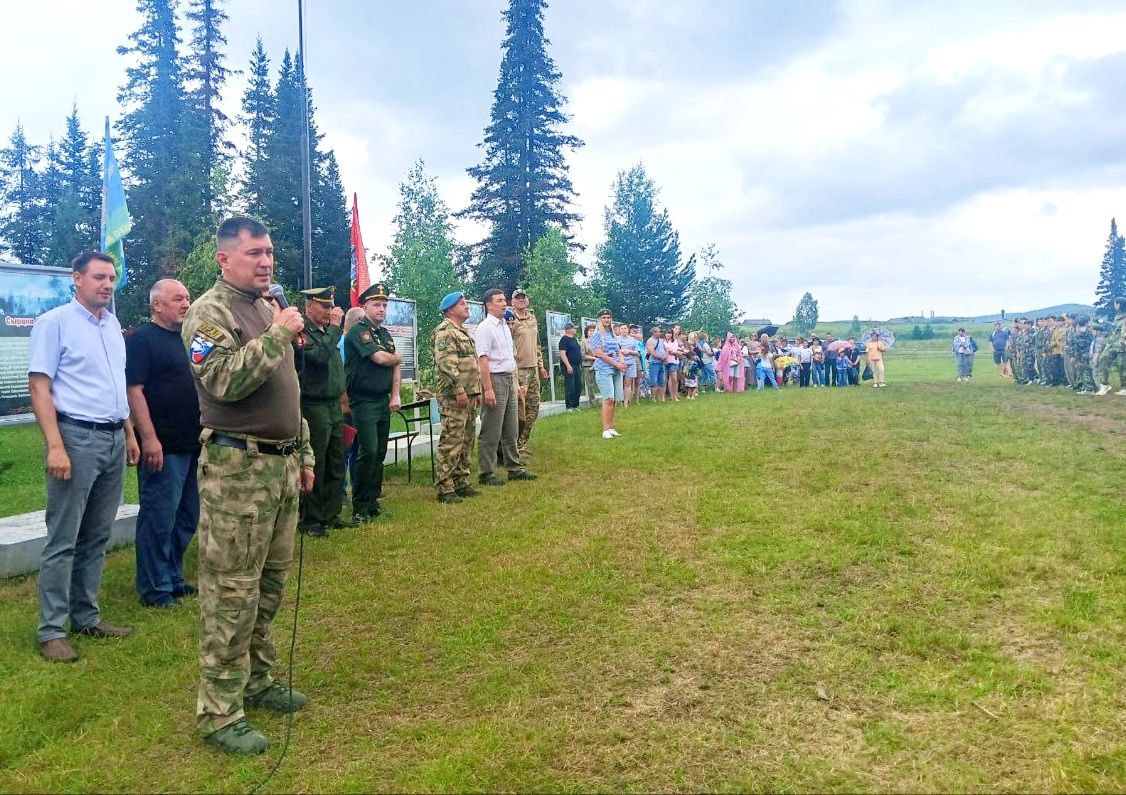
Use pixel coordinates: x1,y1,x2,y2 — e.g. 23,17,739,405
439,291,463,313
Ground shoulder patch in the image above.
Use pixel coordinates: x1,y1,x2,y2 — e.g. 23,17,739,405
189,334,216,364
436,338,450,351
360,331,372,344
195,322,226,342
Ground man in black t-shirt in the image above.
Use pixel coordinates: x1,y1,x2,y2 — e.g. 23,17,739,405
126,279,202,607
558,322,583,410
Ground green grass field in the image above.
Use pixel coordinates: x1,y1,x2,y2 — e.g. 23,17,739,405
1,349,1123,792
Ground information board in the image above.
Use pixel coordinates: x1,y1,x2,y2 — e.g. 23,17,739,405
544,310,573,402
1,264,74,417
384,297,418,381
464,301,486,339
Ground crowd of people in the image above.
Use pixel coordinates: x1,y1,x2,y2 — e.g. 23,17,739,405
19,209,1126,758
982,306,1126,396
563,319,891,436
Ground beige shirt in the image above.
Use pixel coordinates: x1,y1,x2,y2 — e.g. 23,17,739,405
474,314,517,373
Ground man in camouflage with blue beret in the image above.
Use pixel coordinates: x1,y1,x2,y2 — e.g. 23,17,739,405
432,291,482,503
181,217,315,755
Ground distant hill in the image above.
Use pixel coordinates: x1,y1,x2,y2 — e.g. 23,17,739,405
885,304,1097,324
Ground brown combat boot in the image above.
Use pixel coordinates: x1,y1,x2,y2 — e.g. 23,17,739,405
75,622,133,639
39,638,79,663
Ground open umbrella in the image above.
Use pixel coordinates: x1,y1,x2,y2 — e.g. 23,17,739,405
756,325,780,338
774,355,799,368
861,327,896,349
827,340,854,353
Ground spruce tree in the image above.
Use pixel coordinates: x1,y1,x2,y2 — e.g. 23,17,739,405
592,164,694,328
312,151,351,299
117,0,208,320
458,0,583,291
184,0,233,215
1094,218,1126,318
0,122,47,263
259,50,304,285
238,37,274,216
41,105,101,264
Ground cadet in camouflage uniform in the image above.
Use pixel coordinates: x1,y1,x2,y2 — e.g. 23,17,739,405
1010,322,1028,384
1034,319,1052,384
182,217,315,755
509,288,548,459
1069,315,1096,394
294,286,353,536
432,291,482,503
344,283,401,521
1096,296,1126,395
1062,315,1077,387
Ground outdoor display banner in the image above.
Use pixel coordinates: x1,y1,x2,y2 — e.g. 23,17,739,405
384,297,418,381
465,300,486,339
0,263,74,417
544,310,573,403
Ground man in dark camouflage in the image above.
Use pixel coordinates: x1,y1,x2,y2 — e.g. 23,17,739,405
1096,296,1126,396
182,217,315,755
432,291,482,503
1069,315,1096,394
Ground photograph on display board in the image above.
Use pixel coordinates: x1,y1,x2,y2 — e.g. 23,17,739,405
465,301,486,338
1,265,74,416
384,297,418,380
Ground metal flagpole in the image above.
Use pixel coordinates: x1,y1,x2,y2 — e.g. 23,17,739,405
298,0,314,292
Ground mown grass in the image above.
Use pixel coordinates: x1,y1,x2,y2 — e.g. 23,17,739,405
0,353,1123,792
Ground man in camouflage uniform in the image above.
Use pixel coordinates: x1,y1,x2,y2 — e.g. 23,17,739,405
1096,296,1126,396
1010,321,1028,384
432,291,482,503
294,286,353,536
182,217,315,755
1062,314,1077,387
1069,315,1096,394
509,287,548,459
344,283,401,521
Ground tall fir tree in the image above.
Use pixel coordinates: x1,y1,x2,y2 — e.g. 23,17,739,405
259,50,304,285
312,150,351,299
41,105,101,264
238,37,274,217
683,243,739,338
592,164,694,328
184,0,233,215
117,0,209,320
458,0,583,291
1094,217,1126,318
0,122,47,263
381,159,462,375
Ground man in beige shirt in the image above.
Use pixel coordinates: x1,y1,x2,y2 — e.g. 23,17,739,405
509,287,548,458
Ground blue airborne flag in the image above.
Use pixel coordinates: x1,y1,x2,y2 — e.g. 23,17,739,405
100,117,132,288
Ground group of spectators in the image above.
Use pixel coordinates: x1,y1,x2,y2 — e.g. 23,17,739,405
560,314,889,437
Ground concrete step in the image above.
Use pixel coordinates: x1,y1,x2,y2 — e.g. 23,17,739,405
0,504,139,579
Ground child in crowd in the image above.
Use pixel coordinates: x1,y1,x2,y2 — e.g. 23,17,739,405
684,363,699,400
835,349,851,387
811,341,825,387
755,350,778,389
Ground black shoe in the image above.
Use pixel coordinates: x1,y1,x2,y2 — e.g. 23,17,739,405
299,523,327,537
143,597,179,609
329,515,361,529
455,485,481,498
173,584,198,597
437,492,464,503
478,473,506,486
507,470,538,481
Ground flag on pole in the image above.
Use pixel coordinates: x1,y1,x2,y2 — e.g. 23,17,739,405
101,117,132,288
349,193,370,307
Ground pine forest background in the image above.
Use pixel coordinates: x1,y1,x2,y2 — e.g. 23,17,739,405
1,0,1123,381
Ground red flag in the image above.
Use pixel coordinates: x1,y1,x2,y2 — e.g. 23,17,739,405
349,193,370,307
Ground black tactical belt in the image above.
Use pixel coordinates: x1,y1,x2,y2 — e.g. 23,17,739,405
57,413,125,432
209,434,298,457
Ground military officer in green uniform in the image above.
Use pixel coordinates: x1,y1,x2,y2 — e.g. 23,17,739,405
182,216,315,755
432,291,482,503
344,283,401,521
294,286,353,536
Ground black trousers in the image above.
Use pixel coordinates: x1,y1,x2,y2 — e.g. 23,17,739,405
826,359,838,385
563,368,582,408
799,363,811,386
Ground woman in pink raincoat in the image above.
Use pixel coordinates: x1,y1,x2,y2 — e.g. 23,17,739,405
716,333,746,392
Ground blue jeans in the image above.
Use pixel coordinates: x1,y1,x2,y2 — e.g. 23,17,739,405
700,363,717,386
836,364,850,386
755,365,777,389
811,362,825,386
136,450,200,605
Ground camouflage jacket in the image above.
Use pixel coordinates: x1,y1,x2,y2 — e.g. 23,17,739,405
1068,328,1093,360
182,277,313,467
510,310,544,370
433,318,482,399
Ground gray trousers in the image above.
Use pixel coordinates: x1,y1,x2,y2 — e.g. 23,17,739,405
956,353,975,378
38,423,125,642
478,371,525,477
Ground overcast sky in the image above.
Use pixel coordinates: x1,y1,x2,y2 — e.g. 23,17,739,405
4,0,1126,320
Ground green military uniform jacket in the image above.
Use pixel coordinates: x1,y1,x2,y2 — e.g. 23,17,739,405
344,317,396,401
182,277,313,466
433,318,482,399
295,318,345,402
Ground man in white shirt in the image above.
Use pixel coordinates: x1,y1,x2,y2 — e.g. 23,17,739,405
474,289,536,486
28,251,141,663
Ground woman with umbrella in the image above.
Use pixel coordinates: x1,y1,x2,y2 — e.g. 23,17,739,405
862,327,894,387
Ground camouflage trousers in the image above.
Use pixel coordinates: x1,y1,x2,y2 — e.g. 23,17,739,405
1099,344,1124,386
516,368,541,454
435,396,478,495
1073,360,1097,392
195,434,299,735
